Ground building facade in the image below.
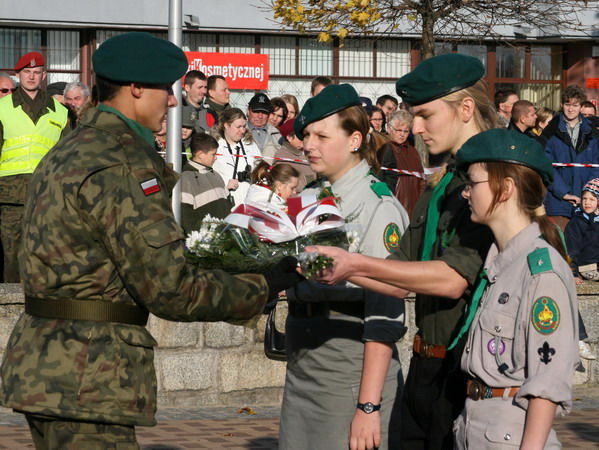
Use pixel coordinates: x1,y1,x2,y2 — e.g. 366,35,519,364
0,0,598,109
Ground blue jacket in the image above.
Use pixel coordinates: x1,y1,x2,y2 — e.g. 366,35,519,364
565,208,599,275
543,113,599,217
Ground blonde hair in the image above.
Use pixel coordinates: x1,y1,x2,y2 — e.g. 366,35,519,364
428,79,499,186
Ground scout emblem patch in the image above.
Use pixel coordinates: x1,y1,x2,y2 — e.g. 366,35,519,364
537,342,556,364
383,223,401,252
531,297,560,335
141,178,161,196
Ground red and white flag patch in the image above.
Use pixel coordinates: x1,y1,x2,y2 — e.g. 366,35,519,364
141,178,161,196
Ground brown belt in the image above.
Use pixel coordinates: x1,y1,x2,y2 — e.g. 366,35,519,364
467,379,520,401
413,335,447,359
288,302,364,319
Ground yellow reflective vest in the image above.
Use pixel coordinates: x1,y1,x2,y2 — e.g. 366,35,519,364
0,95,68,177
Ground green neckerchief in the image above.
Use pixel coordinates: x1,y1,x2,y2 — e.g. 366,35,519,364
447,270,488,350
421,170,455,261
96,104,155,148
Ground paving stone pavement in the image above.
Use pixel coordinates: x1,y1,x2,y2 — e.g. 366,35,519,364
0,386,597,449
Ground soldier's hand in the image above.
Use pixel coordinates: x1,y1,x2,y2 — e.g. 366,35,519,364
263,256,304,301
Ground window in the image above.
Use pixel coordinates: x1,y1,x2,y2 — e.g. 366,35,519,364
262,36,295,76
496,46,525,79
299,38,332,76
340,40,373,78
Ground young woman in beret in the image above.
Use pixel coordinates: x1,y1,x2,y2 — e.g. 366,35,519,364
308,53,498,449
279,84,409,450
453,129,577,449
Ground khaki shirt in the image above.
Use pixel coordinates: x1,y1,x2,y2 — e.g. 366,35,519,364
290,159,410,341
461,222,578,415
389,162,494,346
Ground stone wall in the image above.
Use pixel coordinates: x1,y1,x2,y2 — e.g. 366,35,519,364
0,283,597,407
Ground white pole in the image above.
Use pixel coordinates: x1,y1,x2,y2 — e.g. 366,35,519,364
168,0,183,223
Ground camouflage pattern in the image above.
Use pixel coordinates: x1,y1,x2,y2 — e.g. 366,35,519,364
1,107,268,426
26,414,139,449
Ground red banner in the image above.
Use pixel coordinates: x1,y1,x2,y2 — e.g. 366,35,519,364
185,52,269,90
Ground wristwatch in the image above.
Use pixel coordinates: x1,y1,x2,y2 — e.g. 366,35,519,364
356,402,381,414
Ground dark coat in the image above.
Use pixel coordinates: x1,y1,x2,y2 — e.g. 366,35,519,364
543,113,599,217
565,208,599,275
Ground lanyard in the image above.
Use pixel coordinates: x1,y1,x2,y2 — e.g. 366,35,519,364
421,171,454,261
447,270,488,350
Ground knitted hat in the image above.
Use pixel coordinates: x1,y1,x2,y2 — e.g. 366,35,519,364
583,178,599,197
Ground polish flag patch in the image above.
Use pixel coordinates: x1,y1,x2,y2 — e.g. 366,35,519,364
141,178,161,196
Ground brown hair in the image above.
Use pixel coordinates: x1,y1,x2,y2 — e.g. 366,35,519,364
336,105,390,172
484,161,567,260
535,107,555,129
251,161,300,187
212,107,253,143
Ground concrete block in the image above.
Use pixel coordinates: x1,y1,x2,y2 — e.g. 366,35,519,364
204,321,248,348
147,316,201,348
157,350,218,392
218,351,286,392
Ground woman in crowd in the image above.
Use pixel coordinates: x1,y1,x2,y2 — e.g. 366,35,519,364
211,108,262,206
532,107,555,137
245,161,300,209
281,93,300,120
453,128,577,449
378,110,426,217
369,107,386,133
307,53,497,449
280,84,409,450
269,97,289,128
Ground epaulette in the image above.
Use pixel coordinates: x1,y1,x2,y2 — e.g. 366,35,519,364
370,181,393,198
527,247,553,275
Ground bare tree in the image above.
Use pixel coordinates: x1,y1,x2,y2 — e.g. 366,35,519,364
266,0,599,59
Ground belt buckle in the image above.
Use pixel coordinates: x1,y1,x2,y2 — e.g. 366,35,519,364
468,380,484,401
423,342,435,359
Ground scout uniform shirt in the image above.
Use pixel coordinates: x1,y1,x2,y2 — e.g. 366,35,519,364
389,161,494,346
456,222,578,448
280,159,410,450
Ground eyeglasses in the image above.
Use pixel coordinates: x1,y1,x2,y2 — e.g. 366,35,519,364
464,180,489,191
0,88,16,94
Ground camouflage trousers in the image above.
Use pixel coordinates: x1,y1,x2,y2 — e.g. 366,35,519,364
0,203,23,283
25,414,140,450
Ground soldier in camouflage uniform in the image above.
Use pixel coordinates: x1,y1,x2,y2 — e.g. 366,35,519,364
0,32,300,449
0,52,69,282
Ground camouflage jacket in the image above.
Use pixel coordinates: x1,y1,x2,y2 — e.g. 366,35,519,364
1,107,268,426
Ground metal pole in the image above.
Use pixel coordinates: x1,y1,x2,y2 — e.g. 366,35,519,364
168,0,183,223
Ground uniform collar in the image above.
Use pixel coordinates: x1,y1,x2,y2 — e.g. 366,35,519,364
484,222,541,283
328,159,370,197
96,103,155,148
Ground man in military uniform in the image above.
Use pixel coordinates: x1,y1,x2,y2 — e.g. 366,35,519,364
0,52,69,282
0,32,300,448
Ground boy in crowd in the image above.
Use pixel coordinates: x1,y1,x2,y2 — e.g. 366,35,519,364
181,133,232,233
543,85,599,230
565,178,599,360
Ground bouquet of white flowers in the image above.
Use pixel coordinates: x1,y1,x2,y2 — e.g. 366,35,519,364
185,195,358,276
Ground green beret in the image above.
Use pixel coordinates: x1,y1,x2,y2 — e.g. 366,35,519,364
181,105,197,128
294,84,361,139
456,128,554,186
396,54,485,106
93,32,188,84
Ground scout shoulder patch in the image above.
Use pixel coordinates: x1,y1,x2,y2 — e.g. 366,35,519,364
531,296,560,335
527,247,553,275
370,181,393,198
537,341,556,365
141,178,161,196
383,223,401,252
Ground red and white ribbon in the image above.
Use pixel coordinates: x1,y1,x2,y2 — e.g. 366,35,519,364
225,195,344,243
